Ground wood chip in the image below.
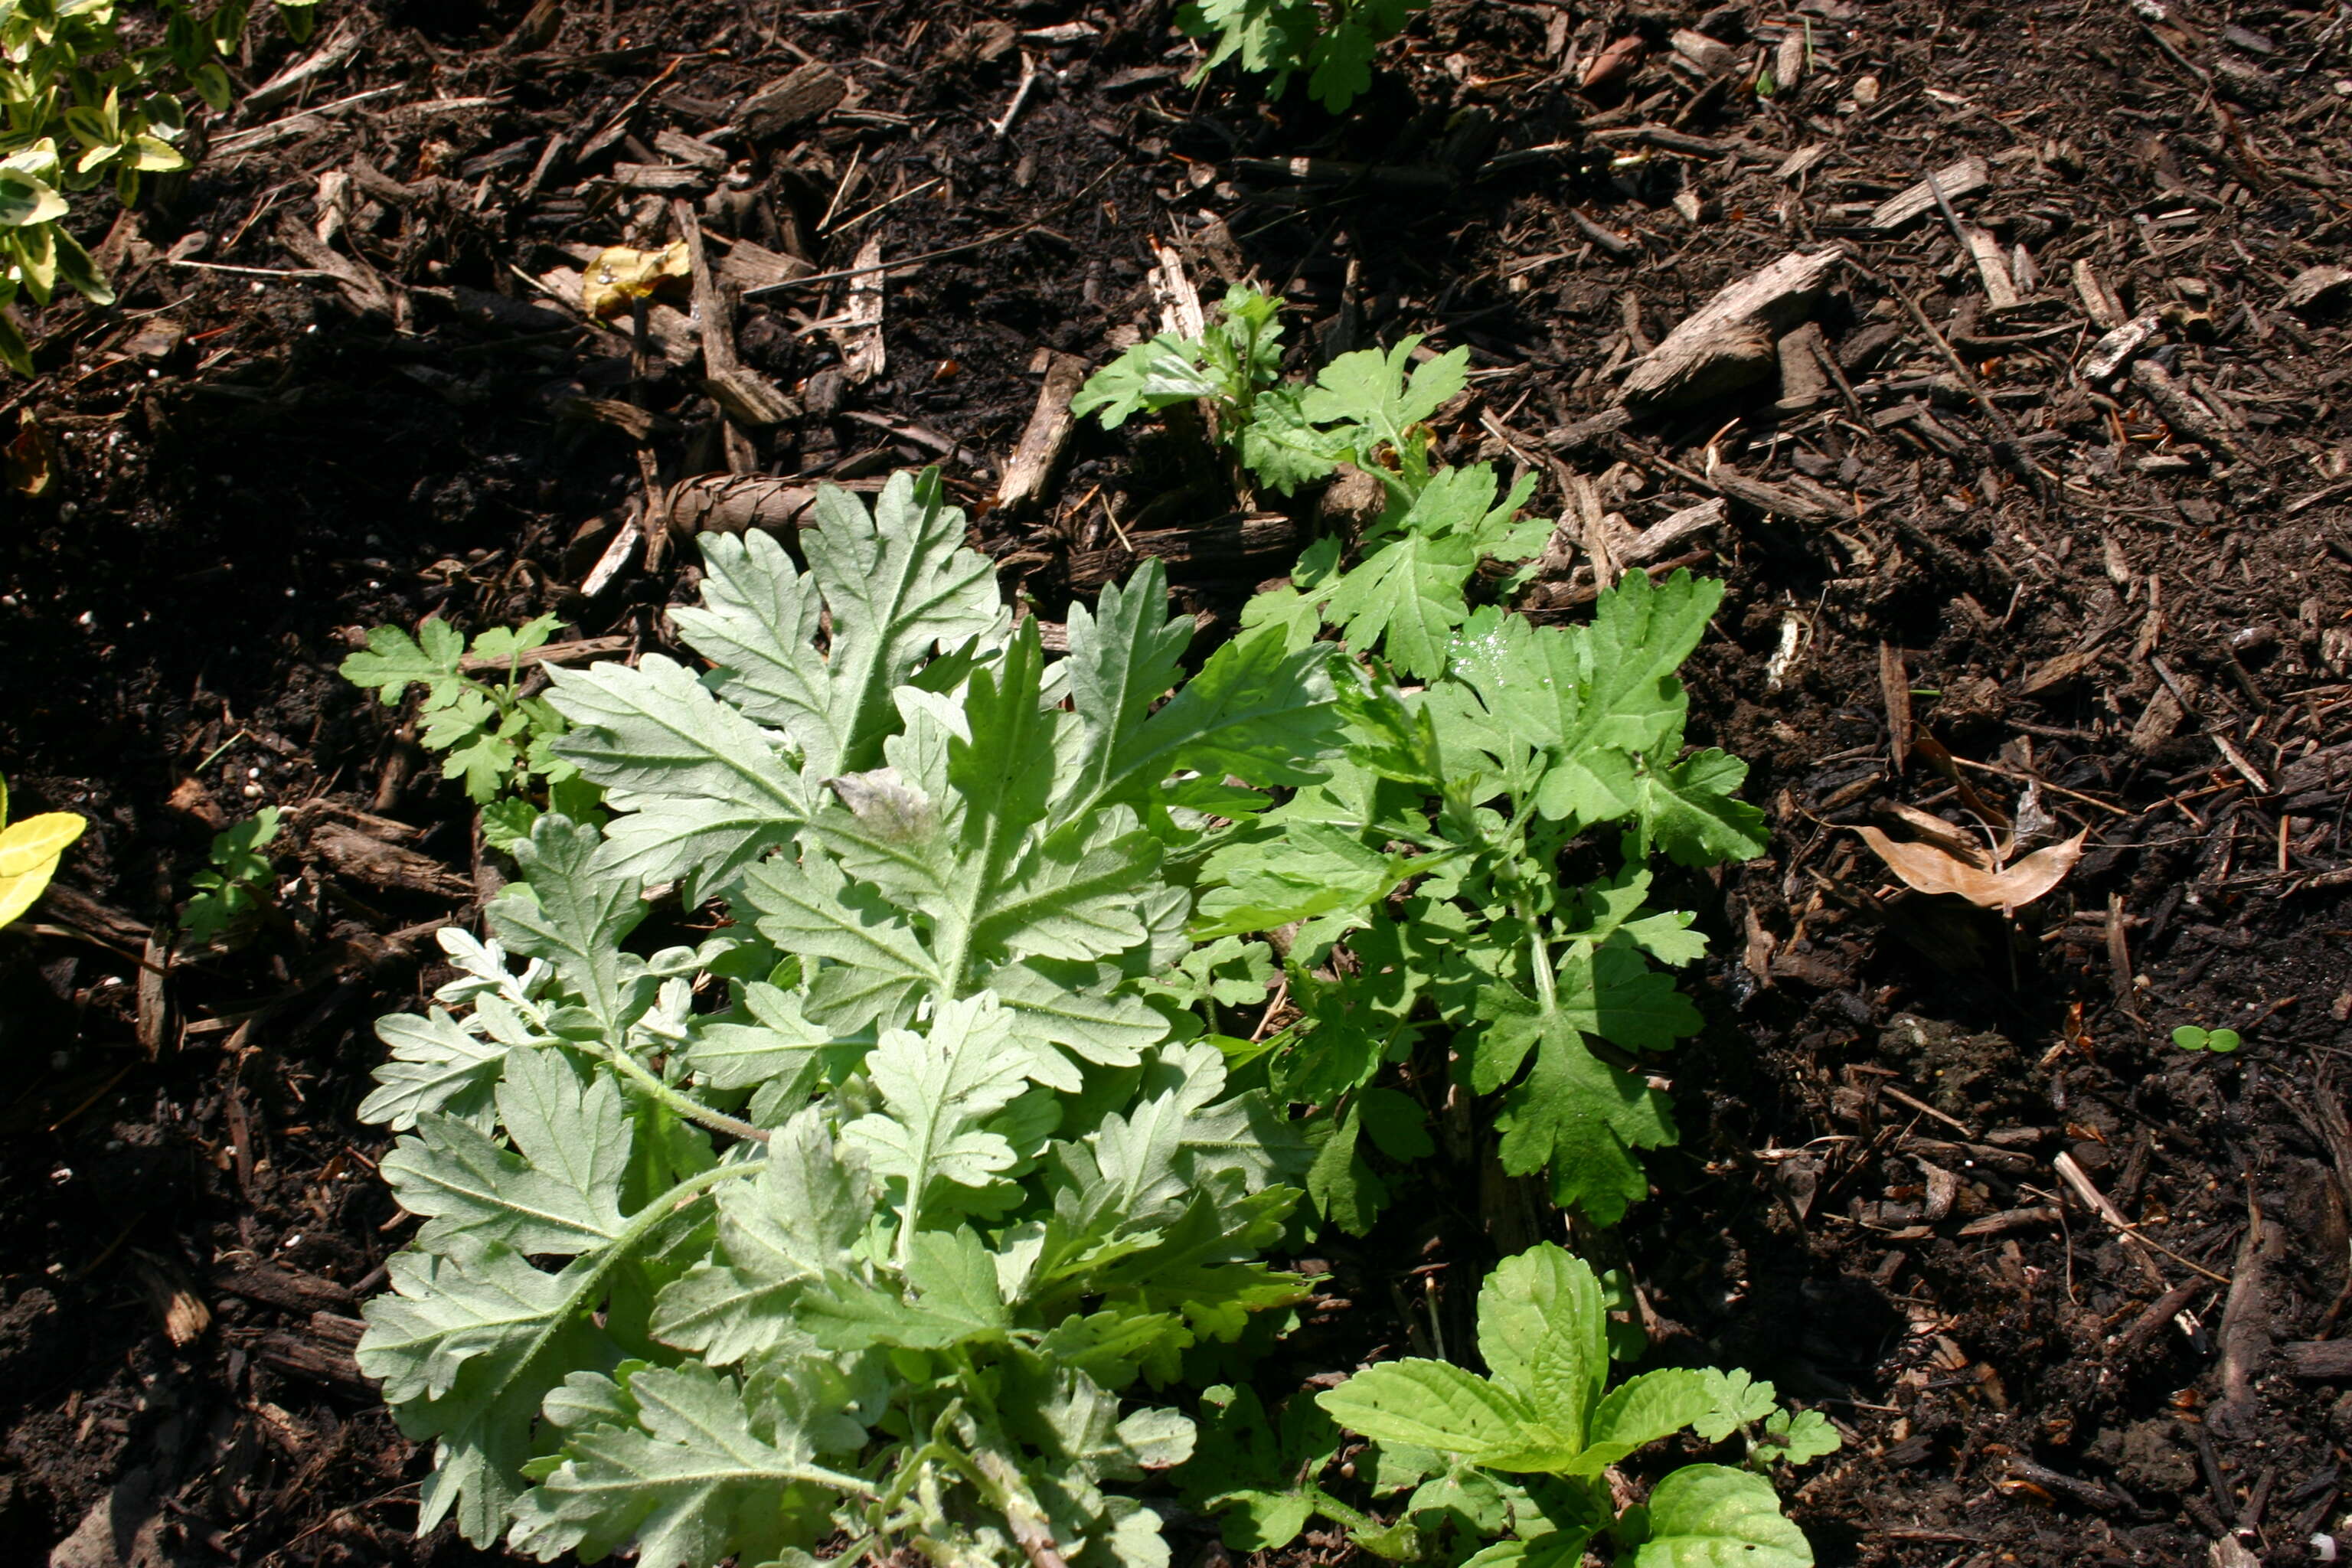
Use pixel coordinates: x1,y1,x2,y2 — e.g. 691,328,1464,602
1962,226,2019,309
1880,641,1912,772
307,821,472,899
1775,322,1831,412
1867,155,1990,230
1619,498,1725,565
2079,314,2159,381
1619,248,1844,409
2130,357,2241,457
2282,265,2352,312
667,473,822,537
137,928,168,1055
997,352,1087,514
838,234,887,386
736,62,847,141
2073,259,2126,329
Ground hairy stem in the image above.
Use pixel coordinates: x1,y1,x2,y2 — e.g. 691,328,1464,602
601,1045,771,1145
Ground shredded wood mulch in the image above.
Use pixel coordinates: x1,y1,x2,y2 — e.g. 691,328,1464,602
2,0,2350,1563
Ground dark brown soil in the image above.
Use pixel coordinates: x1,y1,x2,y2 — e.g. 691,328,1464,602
4,0,2350,1563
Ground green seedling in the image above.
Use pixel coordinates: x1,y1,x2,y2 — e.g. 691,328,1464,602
2171,1024,2241,1054
181,806,280,949
1178,0,1431,112
1071,283,1293,482
339,612,596,836
1314,1243,1830,1567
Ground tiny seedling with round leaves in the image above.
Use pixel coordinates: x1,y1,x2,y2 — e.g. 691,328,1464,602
2172,1024,2242,1054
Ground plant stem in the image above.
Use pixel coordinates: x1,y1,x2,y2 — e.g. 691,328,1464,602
601,1045,771,1144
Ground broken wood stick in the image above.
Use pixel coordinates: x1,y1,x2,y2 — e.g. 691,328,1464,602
1867,155,1989,230
997,352,1088,514
673,198,799,430
1619,247,1844,409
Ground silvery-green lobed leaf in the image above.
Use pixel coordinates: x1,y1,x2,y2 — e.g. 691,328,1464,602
360,1008,505,1132
653,1110,875,1366
381,1047,631,1256
507,1361,871,1568
358,1238,617,1543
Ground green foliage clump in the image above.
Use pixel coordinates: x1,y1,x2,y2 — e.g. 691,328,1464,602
1312,1243,1833,1567
0,0,320,371
353,471,1345,1567
1178,0,1430,112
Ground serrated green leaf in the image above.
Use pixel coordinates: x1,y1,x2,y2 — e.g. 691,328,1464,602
1635,746,1769,867
1321,531,1480,679
1475,1242,1606,1446
549,655,810,900
382,1047,632,1255
341,619,465,704
358,1238,618,1543
360,1008,506,1131
1071,334,1223,427
1315,1360,1531,1457
844,993,1063,1234
1486,1010,1674,1226
1693,1369,1778,1444
802,469,1003,777
1628,1464,1813,1568
1569,1368,1713,1474
508,1361,871,1568
1755,1408,1841,1467
652,1110,872,1364
490,815,652,1041
1080,620,1343,824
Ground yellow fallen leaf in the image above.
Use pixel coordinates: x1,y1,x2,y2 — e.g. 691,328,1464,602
0,810,83,877
582,240,690,319
1854,825,2085,913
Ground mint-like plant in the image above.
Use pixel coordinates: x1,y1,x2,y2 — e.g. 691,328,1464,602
355,470,1350,1567
1178,0,1430,112
1316,1243,1830,1568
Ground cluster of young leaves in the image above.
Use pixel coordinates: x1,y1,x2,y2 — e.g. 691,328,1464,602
0,0,320,371
1070,283,1297,483
179,805,281,949
1312,1243,1833,1568
1177,0,1431,112
1213,563,1766,1232
1080,305,1553,684
355,470,1356,1568
340,611,596,838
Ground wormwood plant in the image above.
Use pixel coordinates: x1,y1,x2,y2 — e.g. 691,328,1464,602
1,0,320,371
1315,1243,1831,1567
340,611,593,841
355,470,1351,1567
1178,0,1430,112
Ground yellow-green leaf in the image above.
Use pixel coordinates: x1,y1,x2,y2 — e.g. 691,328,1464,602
0,811,86,877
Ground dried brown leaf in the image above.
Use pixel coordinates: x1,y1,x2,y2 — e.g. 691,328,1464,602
1855,825,2086,910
